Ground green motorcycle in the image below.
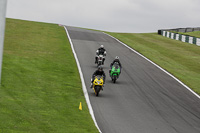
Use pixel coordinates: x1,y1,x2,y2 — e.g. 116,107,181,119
109,62,121,83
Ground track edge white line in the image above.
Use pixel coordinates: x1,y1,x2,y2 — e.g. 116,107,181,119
103,32,200,99
64,26,102,133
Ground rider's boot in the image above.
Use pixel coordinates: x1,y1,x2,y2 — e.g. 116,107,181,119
95,57,98,64
102,59,105,65
90,83,93,89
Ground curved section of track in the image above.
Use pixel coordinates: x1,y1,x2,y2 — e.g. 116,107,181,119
66,26,200,133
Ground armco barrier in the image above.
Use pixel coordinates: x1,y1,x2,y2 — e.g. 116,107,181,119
158,28,200,46
158,27,200,33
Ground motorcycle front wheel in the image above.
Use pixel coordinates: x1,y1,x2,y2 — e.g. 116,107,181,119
95,85,101,96
113,75,117,83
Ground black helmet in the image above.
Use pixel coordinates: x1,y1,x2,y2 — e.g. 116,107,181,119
98,65,103,71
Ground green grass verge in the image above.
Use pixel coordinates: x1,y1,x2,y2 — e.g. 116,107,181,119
0,18,98,133
106,32,200,95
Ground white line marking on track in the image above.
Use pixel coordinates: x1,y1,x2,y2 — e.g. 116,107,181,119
64,26,102,133
103,32,200,99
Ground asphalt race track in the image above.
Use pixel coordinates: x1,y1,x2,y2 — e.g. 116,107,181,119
65,26,200,133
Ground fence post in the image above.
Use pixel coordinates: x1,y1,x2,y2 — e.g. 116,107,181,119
0,0,7,83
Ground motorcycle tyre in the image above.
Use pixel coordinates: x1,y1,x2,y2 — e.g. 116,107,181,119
95,86,101,96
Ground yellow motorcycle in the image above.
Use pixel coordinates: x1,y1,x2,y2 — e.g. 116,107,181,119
92,75,104,96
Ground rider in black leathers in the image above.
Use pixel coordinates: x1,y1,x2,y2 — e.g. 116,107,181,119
90,66,106,88
95,45,106,64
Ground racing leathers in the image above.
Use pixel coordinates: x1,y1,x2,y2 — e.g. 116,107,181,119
109,59,122,74
95,48,106,64
110,59,122,69
91,69,106,88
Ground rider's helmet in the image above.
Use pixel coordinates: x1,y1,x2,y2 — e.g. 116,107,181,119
98,65,103,71
100,45,104,48
115,56,119,60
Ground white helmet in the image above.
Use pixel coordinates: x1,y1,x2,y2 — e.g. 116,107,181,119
100,45,104,48
115,56,119,59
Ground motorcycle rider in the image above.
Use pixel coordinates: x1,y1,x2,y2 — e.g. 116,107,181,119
90,65,106,89
109,56,122,73
95,45,106,65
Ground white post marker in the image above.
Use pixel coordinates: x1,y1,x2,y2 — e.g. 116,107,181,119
0,0,7,83
197,38,200,46
189,36,193,44
162,31,166,36
182,35,186,42
171,33,174,39
176,34,179,40
166,32,170,38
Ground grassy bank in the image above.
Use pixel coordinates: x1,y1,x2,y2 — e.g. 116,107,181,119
106,32,200,95
0,18,98,133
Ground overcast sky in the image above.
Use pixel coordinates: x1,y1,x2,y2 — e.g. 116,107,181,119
6,0,200,33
